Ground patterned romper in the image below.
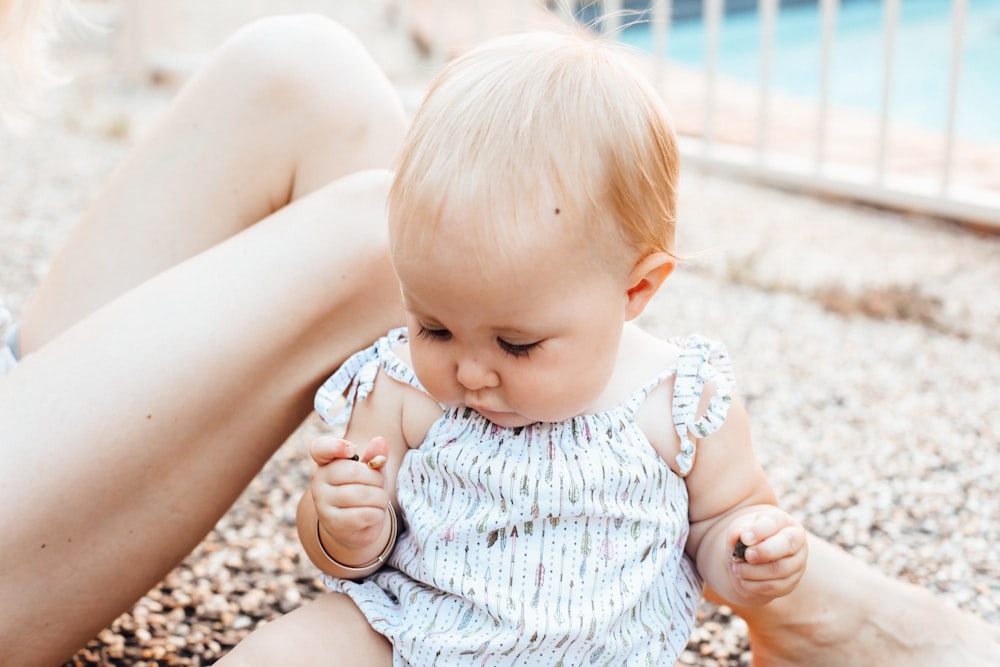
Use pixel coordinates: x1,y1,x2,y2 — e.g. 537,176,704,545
315,328,735,666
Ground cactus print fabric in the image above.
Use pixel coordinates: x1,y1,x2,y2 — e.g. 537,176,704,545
314,328,735,665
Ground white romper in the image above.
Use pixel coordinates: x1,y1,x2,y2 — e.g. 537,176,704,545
315,328,735,666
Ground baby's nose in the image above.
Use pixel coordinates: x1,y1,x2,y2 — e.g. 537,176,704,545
456,357,500,390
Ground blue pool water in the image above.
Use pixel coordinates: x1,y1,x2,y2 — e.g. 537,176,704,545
619,0,1000,143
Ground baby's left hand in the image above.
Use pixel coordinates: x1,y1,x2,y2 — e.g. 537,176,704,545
727,509,807,604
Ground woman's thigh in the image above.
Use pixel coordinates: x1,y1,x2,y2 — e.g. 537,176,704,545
0,165,404,667
20,13,408,351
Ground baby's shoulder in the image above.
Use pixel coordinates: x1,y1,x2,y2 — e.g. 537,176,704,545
612,324,685,390
620,326,736,473
316,330,439,449
380,341,440,448
614,326,683,465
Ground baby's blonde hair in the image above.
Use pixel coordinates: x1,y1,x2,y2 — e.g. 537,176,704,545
0,0,69,130
388,28,680,269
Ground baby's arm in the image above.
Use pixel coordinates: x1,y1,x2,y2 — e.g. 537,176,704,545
681,388,808,607
296,367,421,579
297,435,396,579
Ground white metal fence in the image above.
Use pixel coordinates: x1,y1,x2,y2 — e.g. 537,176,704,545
118,0,1000,230
598,0,1000,231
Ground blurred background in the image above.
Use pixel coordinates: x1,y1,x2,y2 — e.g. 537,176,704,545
2,2,998,665
90,0,1000,230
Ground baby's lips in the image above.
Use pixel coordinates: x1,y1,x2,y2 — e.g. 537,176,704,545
367,455,388,470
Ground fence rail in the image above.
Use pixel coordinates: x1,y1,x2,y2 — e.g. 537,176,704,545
581,0,1000,230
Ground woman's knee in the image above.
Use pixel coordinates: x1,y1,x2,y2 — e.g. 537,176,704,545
209,14,408,196
215,14,405,135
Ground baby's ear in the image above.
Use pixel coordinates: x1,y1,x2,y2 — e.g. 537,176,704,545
625,252,674,320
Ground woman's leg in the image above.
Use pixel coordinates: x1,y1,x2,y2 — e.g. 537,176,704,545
217,593,392,666
707,535,1000,666
0,171,404,667
20,13,406,350
0,16,407,667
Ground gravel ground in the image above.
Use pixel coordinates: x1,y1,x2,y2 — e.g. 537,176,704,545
2,14,998,667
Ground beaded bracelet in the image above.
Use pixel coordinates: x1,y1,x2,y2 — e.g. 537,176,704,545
316,504,397,573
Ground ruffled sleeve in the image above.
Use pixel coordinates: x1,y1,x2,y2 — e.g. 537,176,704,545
670,335,736,476
314,327,424,428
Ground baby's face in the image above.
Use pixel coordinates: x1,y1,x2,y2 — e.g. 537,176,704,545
393,217,632,428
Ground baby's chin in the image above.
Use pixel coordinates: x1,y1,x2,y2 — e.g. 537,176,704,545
470,404,590,429
469,406,537,429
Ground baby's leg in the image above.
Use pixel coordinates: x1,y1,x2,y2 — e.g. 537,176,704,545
0,16,406,667
219,593,391,666
709,534,1000,666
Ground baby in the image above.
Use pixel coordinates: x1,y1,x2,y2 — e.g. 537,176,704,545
228,27,807,665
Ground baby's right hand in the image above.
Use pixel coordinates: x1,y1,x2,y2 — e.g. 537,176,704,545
309,435,391,552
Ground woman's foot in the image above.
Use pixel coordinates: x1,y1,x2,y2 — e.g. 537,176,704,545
728,536,1000,666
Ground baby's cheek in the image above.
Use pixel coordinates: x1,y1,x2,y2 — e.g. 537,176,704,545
421,376,455,406
521,375,595,422
410,353,450,403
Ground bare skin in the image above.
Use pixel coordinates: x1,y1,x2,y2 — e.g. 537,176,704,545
1,12,998,667
20,15,406,346
713,536,1000,667
222,569,1000,667
0,16,407,665
224,381,1000,667
221,592,392,666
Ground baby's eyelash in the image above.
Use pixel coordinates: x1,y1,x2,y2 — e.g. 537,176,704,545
415,327,538,358
416,326,452,341
497,338,538,359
